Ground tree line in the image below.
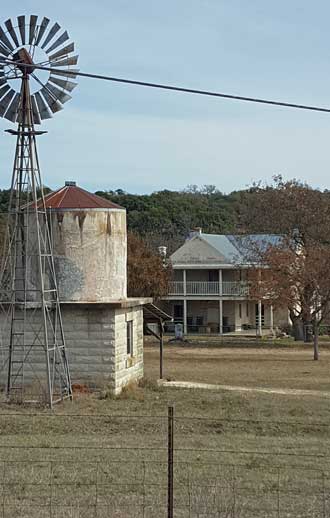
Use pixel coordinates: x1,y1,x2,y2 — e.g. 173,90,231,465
95,185,244,253
1,179,330,357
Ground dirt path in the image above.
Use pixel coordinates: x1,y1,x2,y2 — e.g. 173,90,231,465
161,380,330,398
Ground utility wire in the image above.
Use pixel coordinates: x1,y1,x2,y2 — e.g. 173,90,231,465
4,59,330,114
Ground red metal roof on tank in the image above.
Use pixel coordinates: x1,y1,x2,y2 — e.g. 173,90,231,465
38,182,124,210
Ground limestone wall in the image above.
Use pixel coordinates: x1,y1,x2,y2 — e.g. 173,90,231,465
0,304,144,394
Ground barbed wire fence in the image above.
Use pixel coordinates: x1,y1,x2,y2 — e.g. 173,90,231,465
0,408,329,517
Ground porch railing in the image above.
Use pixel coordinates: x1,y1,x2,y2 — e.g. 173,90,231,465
168,281,249,296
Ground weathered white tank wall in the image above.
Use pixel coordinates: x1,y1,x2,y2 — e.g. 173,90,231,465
50,209,127,302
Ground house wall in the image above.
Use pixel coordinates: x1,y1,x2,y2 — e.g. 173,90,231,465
0,304,143,395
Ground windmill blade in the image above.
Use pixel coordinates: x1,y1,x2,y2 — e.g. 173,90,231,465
40,87,63,114
0,43,10,57
29,15,38,45
41,22,61,50
31,95,41,125
0,26,14,52
0,84,10,100
51,55,79,67
49,68,80,79
45,82,72,104
4,19,20,48
35,17,50,45
49,75,77,92
4,93,20,122
46,31,69,54
49,42,74,62
0,77,7,87
34,91,52,120
17,15,26,45
0,67,5,77
0,89,15,117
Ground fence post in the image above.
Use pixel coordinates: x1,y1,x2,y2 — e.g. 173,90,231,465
167,405,174,518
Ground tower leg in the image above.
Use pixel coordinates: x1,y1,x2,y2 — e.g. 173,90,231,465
0,75,72,406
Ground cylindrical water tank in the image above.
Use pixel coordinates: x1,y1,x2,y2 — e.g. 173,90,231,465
45,182,127,302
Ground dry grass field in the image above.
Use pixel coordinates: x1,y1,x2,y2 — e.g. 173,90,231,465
1,339,330,516
144,338,330,392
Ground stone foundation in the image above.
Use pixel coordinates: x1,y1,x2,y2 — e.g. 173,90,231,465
0,302,144,395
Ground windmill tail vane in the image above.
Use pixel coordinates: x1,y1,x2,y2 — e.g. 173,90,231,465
0,15,79,407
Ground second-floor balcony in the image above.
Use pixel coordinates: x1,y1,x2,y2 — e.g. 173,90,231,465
168,281,249,297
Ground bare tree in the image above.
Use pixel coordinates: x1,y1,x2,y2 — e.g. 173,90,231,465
248,238,330,358
127,231,171,300
239,176,330,338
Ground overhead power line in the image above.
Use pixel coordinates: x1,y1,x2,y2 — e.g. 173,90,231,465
4,59,330,114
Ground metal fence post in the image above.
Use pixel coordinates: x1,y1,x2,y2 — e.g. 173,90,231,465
168,405,174,518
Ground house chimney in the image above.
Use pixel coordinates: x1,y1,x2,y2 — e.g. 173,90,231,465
158,246,167,258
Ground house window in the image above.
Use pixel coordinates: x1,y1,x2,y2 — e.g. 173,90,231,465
246,303,249,317
127,321,133,356
239,304,242,319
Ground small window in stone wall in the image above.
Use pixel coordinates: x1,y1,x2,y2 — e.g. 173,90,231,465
127,320,133,356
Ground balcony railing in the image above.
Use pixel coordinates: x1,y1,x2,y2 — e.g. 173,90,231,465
168,281,249,296
223,281,249,296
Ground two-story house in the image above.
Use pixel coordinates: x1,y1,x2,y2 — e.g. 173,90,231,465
162,230,289,335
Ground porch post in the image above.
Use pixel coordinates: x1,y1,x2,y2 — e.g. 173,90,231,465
218,269,223,296
183,269,187,296
219,299,223,335
270,304,274,334
183,299,187,335
257,300,262,336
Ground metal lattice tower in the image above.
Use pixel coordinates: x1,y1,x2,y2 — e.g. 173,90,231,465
0,16,78,406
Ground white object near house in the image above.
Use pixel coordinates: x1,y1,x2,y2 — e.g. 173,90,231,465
163,231,289,336
175,323,183,340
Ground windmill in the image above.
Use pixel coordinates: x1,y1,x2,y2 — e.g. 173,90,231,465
0,15,79,407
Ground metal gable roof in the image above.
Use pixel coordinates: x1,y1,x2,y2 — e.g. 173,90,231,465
37,184,124,210
171,232,283,266
201,234,243,262
228,234,283,260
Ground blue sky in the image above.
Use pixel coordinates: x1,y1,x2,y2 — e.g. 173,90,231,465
1,1,330,193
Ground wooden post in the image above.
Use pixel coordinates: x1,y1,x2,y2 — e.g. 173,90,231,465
167,405,174,518
258,300,262,336
219,299,223,335
183,269,187,296
270,304,274,335
183,299,187,335
218,269,223,296
160,321,164,379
